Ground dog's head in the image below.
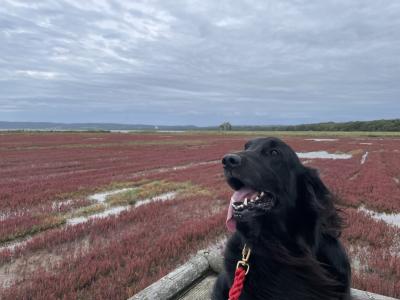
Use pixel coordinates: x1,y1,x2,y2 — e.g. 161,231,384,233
223,137,341,242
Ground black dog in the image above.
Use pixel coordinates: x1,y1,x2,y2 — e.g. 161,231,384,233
212,137,351,300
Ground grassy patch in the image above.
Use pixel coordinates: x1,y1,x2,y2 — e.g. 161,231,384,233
349,149,364,155
179,184,212,198
106,189,139,206
68,203,106,218
54,179,151,203
1,215,66,244
106,180,195,206
1,180,210,245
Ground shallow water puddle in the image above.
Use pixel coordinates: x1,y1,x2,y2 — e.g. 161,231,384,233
305,138,338,142
1,191,178,251
88,188,136,203
134,191,177,208
67,191,177,225
67,205,129,225
361,152,368,164
296,151,352,159
358,205,400,227
0,237,31,252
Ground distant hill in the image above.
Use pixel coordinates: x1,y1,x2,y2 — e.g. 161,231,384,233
0,122,198,131
0,119,399,132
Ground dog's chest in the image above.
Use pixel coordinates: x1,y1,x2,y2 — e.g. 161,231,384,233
231,257,324,300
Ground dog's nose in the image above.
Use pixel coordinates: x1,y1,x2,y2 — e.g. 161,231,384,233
222,154,242,169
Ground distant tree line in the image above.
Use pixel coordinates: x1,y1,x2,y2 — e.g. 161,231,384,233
226,119,400,132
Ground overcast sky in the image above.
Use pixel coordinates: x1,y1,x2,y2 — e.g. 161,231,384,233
1,0,399,126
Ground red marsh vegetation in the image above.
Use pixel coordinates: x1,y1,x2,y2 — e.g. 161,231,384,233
0,132,399,298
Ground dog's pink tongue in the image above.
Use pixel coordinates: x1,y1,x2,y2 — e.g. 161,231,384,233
226,187,256,232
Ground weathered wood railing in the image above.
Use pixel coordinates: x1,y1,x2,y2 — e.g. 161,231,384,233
129,249,399,300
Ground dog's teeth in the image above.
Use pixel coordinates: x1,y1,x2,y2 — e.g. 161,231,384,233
260,192,265,197
244,198,248,205
250,198,254,202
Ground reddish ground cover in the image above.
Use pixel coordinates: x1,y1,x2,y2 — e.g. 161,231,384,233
0,132,399,299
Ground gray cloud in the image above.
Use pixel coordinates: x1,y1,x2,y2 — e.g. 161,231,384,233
0,0,400,125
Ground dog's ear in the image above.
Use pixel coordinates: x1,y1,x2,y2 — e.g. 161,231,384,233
293,167,322,250
297,167,342,240
302,167,329,206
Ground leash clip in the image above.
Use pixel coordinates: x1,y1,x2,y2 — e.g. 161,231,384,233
236,244,251,275
241,244,251,262
236,260,250,275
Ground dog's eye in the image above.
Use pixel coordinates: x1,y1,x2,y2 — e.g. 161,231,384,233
270,149,279,156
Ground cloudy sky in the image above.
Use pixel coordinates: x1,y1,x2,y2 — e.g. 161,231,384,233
1,0,400,126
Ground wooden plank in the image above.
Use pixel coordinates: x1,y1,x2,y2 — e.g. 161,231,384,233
351,288,399,300
128,253,209,300
177,274,217,300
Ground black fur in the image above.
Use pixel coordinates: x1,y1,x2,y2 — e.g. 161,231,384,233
212,137,351,300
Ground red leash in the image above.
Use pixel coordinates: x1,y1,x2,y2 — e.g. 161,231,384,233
228,244,251,300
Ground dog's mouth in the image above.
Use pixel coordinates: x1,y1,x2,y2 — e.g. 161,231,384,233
226,182,276,232
231,190,275,211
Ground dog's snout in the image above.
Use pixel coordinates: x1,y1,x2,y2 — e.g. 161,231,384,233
222,154,242,169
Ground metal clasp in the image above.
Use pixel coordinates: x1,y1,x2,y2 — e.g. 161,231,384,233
236,260,250,275
242,244,251,262
236,244,251,275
